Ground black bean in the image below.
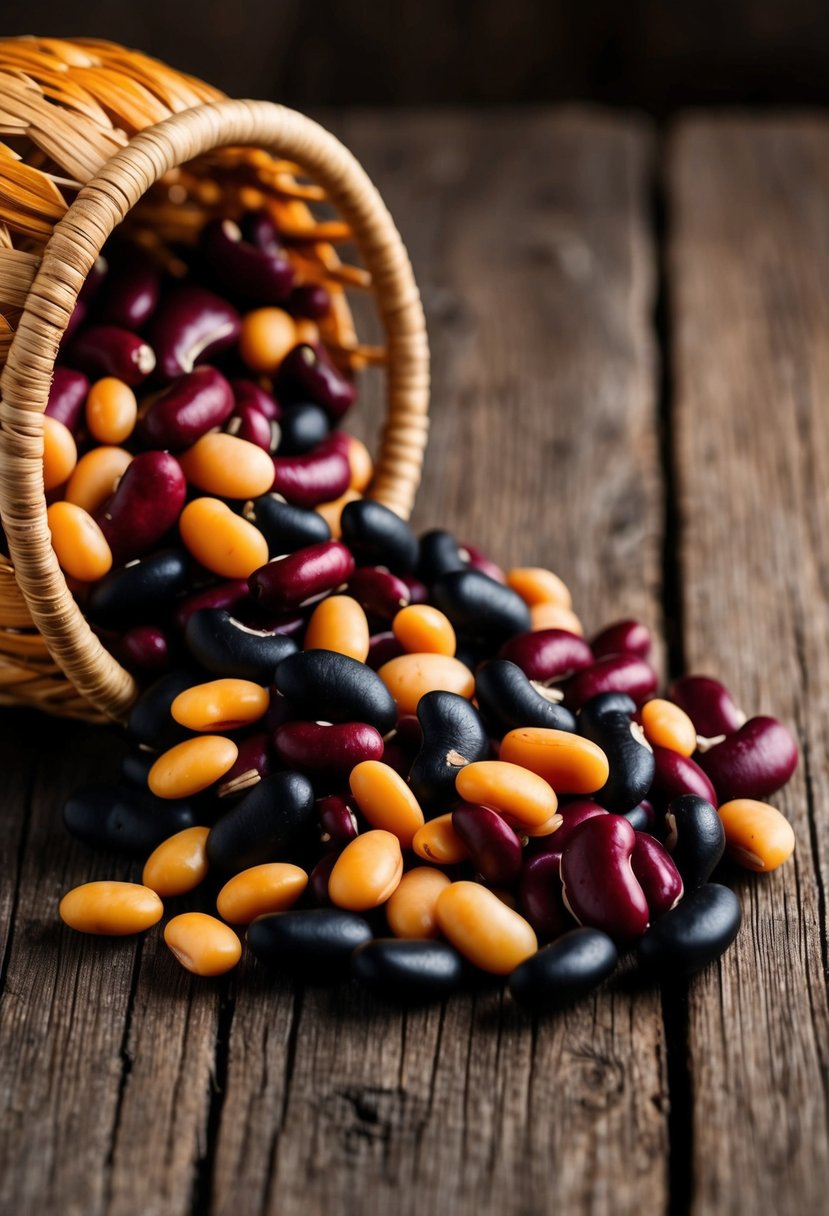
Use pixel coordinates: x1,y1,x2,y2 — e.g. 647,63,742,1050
637,883,742,977
247,908,372,978
416,529,466,584
351,939,465,1002
431,569,530,643
63,785,196,855
276,402,331,455
119,750,156,788
663,795,726,890
127,669,199,749
86,549,190,629
340,498,419,576
409,690,490,811
275,649,397,735
621,803,651,832
578,693,655,814
206,771,315,873
185,608,298,683
475,659,576,736
243,493,331,555
508,928,619,1011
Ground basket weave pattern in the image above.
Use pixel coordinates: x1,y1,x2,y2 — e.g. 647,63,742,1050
0,38,429,722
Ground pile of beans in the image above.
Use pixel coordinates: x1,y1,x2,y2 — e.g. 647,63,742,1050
48,210,799,1009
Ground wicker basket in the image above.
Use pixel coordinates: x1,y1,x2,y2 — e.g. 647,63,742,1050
0,37,430,724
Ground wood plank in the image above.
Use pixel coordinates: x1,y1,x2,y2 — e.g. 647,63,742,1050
209,110,667,1216
669,116,829,1215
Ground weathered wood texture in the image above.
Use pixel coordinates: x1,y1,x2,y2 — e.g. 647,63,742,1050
669,117,829,1216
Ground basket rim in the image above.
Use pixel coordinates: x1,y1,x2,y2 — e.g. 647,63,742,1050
0,98,430,722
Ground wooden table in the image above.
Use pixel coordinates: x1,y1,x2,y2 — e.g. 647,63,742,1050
2,109,828,1216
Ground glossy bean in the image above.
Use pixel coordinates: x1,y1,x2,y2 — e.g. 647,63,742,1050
638,883,742,977
202,217,294,303
231,378,281,422
185,608,297,683
308,852,337,904
244,493,331,555
317,795,359,851
164,913,241,976
148,285,241,381
698,716,798,801
96,248,161,329
46,366,89,432
249,541,354,611
435,881,537,975
475,659,577,736
217,731,273,798
392,604,456,656
247,908,373,977
142,825,210,896
274,720,384,778
42,415,78,491
717,798,795,872
351,939,465,1003
290,282,331,319
498,628,593,683
171,679,269,732
276,401,329,455
117,625,170,681
455,760,557,829
226,400,280,451
529,799,609,864
149,736,238,800
452,803,523,884
67,324,156,385
138,365,235,450
590,618,653,660
238,307,297,373
640,698,697,757
275,342,356,421
346,435,373,492
328,830,404,910
564,654,659,711
663,795,726,889
347,567,411,619
650,745,718,807
96,450,186,563
367,631,405,670
207,771,316,872
377,653,475,717
417,529,466,583
340,498,418,575
409,691,490,808
506,566,572,609
666,674,746,739
431,569,530,643
560,814,649,945
518,853,571,940
180,498,269,579
65,446,133,514
60,881,163,935
509,928,619,1010
349,760,425,847
529,603,585,634
304,595,370,660
460,542,506,584
87,549,189,628
127,670,199,748
180,432,275,500
500,727,609,795
47,502,112,582
412,814,469,864
216,862,308,923
63,784,196,855
578,693,655,813
275,649,397,734
622,803,652,831
85,377,137,444
630,833,684,917
385,867,451,938
272,434,352,508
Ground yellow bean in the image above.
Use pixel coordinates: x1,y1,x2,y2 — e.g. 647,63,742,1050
148,736,238,800
641,698,697,758
455,760,558,828
85,377,137,444
500,728,609,794
377,653,474,716
180,432,275,499
142,826,210,896
529,602,584,635
164,912,241,976
59,881,162,935
47,501,112,582
216,863,308,924
179,497,269,578
65,446,133,514
411,814,469,865
42,415,77,491
349,760,425,848
171,679,269,732
316,488,361,539
328,830,403,911
304,594,370,661
436,881,537,974
386,867,451,939
507,566,572,609
392,604,456,657
238,307,297,373
347,435,374,492
718,799,795,872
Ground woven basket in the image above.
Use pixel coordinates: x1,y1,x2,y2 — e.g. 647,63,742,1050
0,37,430,725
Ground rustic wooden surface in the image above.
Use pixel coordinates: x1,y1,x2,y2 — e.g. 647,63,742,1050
0,109,826,1215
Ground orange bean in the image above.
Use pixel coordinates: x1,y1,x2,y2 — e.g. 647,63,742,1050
385,867,451,939
718,799,795,872
641,698,697,758
148,735,238,800
377,653,474,716
179,497,269,578
42,415,77,491
47,501,112,581
294,318,320,346
164,912,241,976
304,594,370,660
520,812,564,838
85,377,138,444
180,432,275,499
392,604,456,657
455,760,558,828
411,814,469,865
500,728,609,794
529,602,584,634
216,863,308,924
347,435,374,492
171,679,269,732
349,760,425,847
507,566,572,609
59,881,162,935
65,446,133,514
328,830,403,910
316,488,361,539
239,307,297,373
435,881,537,974
142,826,210,897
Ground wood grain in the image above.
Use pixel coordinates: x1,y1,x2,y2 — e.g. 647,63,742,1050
669,117,829,1215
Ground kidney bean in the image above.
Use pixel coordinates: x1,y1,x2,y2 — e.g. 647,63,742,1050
529,603,585,634
622,803,652,831
529,799,609,864
461,543,506,585
436,881,537,975
518,853,570,940
225,402,280,452
47,501,112,582
272,434,352,508
239,208,280,248
578,692,655,813
66,324,156,385
120,749,156,788
249,541,354,612
417,529,466,583
640,698,697,757
63,784,196,855
96,450,186,563
378,653,475,716
409,691,490,809
498,628,593,683
650,745,718,807
46,366,89,432
328,830,403,910
150,735,239,801
207,771,315,873
181,432,275,500
126,669,198,748
590,619,653,660
698,716,798,801
304,595,370,661
60,881,163,936
174,580,250,633
346,567,411,620
164,912,242,975
148,285,241,381
345,759,423,847
290,283,331,320
275,649,397,735
452,804,523,884
60,299,87,348
663,795,725,890
247,908,373,977
65,446,133,515
431,569,530,644
506,566,572,609
231,378,282,421
42,416,78,491
87,549,190,628
666,674,746,740
142,826,210,897
274,401,329,455
216,863,307,924
343,435,373,494
500,727,609,796
340,499,419,575
185,609,297,683
180,498,269,579
238,307,297,373
79,253,108,303
412,813,469,864
391,605,456,657
275,342,356,421
243,493,332,557
564,654,659,711
455,761,557,830
630,833,683,918
96,248,161,330
172,678,269,733
138,366,235,450
202,217,294,304
352,939,465,1003
317,795,359,851
275,721,384,780
217,732,273,798
560,815,649,945
367,631,405,670
717,798,795,872
509,927,619,1010
386,867,451,938
475,659,577,736
308,852,338,905
638,883,742,977
120,624,171,674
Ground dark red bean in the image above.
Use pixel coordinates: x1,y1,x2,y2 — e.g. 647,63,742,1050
697,716,798,801
249,541,355,611
97,251,161,330
347,567,411,619
275,343,356,421
649,746,717,807
274,720,384,777
308,853,338,905
60,300,87,348
240,209,280,249
563,654,659,711
46,367,89,433
518,853,570,941
173,579,251,633
226,402,279,452
290,283,331,319
560,814,649,946
452,803,523,884
147,285,241,381
666,674,746,739
317,794,359,850
590,619,653,660
95,451,186,563
528,799,608,862
66,324,156,386
460,542,506,584
401,576,429,605
498,628,594,683
138,366,235,450
271,433,351,508
630,833,683,918
367,631,405,670
78,254,108,303
119,624,171,674
231,378,282,421
217,732,273,798
201,218,294,304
